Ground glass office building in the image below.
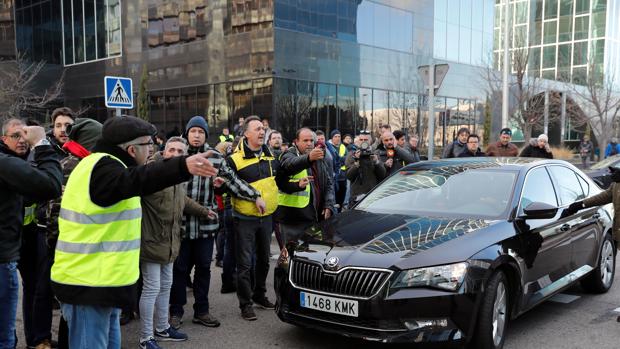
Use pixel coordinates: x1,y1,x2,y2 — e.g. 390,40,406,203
11,0,498,147
494,0,620,85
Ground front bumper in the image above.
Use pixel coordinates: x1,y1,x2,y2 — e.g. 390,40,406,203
274,266,479,345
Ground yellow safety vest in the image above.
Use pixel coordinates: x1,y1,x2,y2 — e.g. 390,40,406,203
23,204,37,226
229,150,278,217
219,134,234,143
338,143,347,170
278,169,310,208
51,152,142,287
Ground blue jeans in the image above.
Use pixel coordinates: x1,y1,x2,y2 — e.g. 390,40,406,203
139,262,173,341
170,237,214,317
61,304,121,349
0,262,18,349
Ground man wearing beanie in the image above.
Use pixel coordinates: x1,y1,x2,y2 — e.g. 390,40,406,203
50,116,217,348
169,115,263,330
327,129,348,211
486,128,519,157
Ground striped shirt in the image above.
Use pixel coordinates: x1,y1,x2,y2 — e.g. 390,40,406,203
184,144,260,239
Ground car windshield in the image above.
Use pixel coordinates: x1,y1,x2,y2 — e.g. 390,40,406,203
590,155,620,170
356,168,518,219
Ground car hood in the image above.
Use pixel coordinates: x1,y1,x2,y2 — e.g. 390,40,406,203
292,210,514,270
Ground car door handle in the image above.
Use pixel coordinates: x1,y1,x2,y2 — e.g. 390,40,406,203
592,213,600,220
559,224,571,232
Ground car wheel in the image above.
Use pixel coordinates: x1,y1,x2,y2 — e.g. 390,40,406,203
581,233,616,293
473,271,509,349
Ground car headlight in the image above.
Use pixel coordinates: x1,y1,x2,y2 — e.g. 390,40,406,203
391,262,468,291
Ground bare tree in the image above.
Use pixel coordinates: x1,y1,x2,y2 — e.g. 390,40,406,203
0,52,64,122
479,34,561,143
566,60,620,157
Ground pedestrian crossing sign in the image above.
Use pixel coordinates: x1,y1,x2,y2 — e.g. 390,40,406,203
104,76,133,109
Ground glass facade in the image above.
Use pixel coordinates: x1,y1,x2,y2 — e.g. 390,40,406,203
494,0,619,86
60,0,121,65
10,0,495,148
13,0,63,63
434,0,495,66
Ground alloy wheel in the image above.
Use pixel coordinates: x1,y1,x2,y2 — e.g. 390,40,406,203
492,281,507,347
600,239,614,288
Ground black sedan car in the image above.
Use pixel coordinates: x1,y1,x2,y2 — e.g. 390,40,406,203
584,154,620,188
275,158,616,349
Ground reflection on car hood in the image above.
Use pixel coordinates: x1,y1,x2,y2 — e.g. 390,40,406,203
293,210,509,270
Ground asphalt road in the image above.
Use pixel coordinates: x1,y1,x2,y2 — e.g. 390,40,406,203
15,240,620,349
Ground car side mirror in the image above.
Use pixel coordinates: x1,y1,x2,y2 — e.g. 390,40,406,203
521,202,558,220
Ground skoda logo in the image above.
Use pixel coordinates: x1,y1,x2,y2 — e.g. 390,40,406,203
325,256,340,269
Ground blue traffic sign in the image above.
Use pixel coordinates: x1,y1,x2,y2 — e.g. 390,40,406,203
105,76,133,109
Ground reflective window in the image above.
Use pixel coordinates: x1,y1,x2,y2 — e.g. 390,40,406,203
61,0,121,65
558,16,572,42
573,41,587,66
338,85,357,136
557,44,570,69
544,0,558,19
14,0,63,63
547,166,585,205
543,20,557,44
591,12,606,38
519,167,557,215
275,0,413,53
574,16,589,40
575,0,589,14
543,45,556,69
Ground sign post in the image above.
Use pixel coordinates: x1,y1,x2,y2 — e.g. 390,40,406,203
104,76,134,117
418,64,449,160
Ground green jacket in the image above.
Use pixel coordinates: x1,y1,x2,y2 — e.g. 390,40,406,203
140,152,211,264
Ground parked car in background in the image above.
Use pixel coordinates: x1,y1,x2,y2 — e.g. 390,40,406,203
584,154,620,189
275,158,615,349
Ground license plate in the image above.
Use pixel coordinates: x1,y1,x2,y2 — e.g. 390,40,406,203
299,291,359,317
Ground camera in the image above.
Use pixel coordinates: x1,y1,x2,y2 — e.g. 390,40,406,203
315,139,326,150
359,141,372,157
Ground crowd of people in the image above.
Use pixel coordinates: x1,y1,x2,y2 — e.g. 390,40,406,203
2,108,565,349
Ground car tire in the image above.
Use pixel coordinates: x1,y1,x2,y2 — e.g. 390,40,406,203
581,233,616,293
472,271,509,349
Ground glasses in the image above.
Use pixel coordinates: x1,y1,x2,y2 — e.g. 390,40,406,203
6,133,22,140
358,130,371,135
467,141,479,144
126,141,154,149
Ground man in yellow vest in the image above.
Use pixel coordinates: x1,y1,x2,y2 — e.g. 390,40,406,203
50,116,217,348
218,127,234,143
226,116,305,321
278,128,335,247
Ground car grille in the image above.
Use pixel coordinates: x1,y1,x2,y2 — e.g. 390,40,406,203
289,259,392,299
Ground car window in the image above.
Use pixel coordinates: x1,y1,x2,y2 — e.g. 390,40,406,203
356,168,517,219
519,167,557,215
547,166,585,205
576,173,590,197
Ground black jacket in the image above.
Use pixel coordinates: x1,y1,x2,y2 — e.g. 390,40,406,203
519,139,553,159
277,145,335,224
458,149,486,157
51,140,193,309
345,151,387,202
0,141,62,263
374,144,416,176
442,140,467,158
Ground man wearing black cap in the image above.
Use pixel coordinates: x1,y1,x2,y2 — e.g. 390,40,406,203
486,128,519,157
50,116,218,349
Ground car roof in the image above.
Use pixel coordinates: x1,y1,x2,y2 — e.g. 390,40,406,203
402,157,573,173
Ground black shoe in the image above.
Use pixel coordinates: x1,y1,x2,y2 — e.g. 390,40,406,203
253,297,275,310
119,310,134,326
241,305,257,321
221,283,236,294
215,260,223,268
192,313,221,327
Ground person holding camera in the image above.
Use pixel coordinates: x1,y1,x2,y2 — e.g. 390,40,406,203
374,131,416,177
345,131,387,206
